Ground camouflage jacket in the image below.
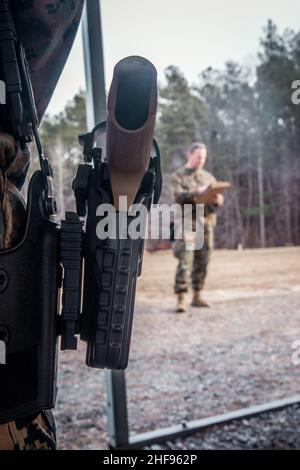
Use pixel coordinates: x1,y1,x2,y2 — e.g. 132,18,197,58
171,166,223,226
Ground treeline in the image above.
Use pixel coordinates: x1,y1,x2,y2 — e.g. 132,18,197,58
38,20,300,249
158,20,300,248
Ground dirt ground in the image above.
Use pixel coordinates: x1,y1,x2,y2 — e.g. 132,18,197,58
54,247,300,449
138,246,300,301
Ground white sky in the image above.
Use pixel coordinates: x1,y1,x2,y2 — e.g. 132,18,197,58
46,0,300,115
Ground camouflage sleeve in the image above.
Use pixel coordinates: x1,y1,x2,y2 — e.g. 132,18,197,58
2,0,84,191
171,173,198,204
10,0,85,121
0,411,56,450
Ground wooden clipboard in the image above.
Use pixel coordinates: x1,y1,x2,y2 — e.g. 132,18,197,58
196,181,231,204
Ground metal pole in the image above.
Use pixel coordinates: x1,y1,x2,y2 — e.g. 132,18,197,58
81,0,129,450
82,0,106,128
107,370,130,449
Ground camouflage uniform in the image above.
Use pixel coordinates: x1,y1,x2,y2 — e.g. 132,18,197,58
172,166,220,294
10,0,85,121
0,0,84,450
0,411,56,450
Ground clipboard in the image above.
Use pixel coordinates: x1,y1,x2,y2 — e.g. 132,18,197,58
196,181,231,204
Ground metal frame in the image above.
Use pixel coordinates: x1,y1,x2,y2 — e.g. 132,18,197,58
127,395,300,449
82,0,106,128
82,0,300,451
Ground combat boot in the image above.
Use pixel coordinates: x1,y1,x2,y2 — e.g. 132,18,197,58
176,292,187,313
191,290,210,308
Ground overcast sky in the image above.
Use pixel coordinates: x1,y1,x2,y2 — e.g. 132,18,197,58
46,0,300,115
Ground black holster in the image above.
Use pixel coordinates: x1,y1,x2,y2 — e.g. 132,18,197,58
0,171,59,423
0,131,161,424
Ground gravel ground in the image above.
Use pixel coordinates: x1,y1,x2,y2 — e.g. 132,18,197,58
54,248,300,450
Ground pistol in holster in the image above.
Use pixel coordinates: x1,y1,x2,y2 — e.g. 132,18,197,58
0,0,162,424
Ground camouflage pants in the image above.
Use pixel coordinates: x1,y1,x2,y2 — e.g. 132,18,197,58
173,225,213,293
0,411,56,450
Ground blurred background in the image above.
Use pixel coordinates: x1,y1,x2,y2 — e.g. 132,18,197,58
36,0,300,249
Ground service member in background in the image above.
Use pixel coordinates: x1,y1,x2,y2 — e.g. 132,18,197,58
171,142,224,313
